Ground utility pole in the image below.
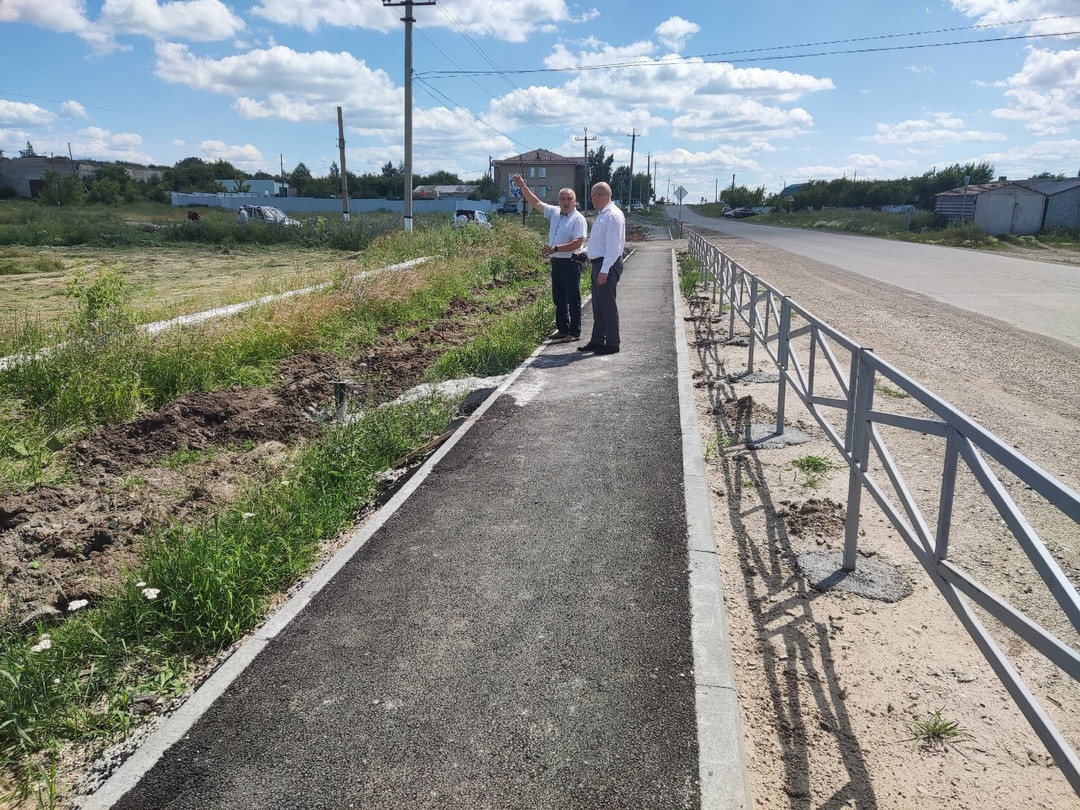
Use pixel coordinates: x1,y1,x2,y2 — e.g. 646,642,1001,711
625,128,637,205
645,152,650,203
337,107,350,222
575,127,590,210
383,0,435,232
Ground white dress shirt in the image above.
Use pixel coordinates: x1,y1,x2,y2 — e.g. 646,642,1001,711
587,202,626,275
541,203,587,258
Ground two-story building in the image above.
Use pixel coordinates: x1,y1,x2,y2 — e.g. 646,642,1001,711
491,149,587,209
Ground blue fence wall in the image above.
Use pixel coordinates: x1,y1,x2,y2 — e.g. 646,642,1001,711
171,192,492,215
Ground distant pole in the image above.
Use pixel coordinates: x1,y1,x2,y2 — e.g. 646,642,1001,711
731,174,735,196
715,178,718,203
337,107,350,222
383,0,435,232
625,128,637,204
575,127,590,210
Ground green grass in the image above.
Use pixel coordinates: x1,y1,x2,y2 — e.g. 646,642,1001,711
909,708,975,750
876,382,910,399
0,219,545,492
789,454,839,489
678,255,702,298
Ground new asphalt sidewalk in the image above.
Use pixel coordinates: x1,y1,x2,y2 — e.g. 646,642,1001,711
83,241,751,810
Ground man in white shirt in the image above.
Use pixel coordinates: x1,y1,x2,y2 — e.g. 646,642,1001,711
512,174,588,341
579,182,625,355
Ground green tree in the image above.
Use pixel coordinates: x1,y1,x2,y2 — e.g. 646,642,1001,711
19,140,37,158
289,162,314,195
165,157,229,193
86,163,140,204
587,146,614,186
36,169,85,206
418,169,462,186
470,175,498,202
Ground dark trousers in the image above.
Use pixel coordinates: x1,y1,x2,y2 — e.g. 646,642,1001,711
550,257,582,336
589,257,622,347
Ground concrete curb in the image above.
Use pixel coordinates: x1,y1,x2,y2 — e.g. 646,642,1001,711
670,248,755,809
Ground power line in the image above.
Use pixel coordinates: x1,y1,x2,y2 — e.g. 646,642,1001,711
412,76,528,150
415,27,568,141
417,27,1080,78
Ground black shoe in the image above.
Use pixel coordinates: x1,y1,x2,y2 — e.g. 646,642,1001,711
594,345,620,354
549,331,569,340
577,342,602,352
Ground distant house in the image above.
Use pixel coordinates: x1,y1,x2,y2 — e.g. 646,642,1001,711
490,148,586,208
412,184,478,200
778,183,805,199
935,177,1080,235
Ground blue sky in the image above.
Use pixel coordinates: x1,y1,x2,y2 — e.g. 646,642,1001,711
1,0,1079,202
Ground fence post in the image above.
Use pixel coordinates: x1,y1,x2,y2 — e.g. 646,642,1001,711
746,276,758,373
935,433,959,562
843,349,875,571
726,256,737,339
775,298,792,435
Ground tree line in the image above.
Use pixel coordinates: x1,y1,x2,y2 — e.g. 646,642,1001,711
3,152,498,207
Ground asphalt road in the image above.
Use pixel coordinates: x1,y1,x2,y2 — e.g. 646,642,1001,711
671,206,1080,349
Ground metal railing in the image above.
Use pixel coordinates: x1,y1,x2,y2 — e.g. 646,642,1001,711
687,228,1080,794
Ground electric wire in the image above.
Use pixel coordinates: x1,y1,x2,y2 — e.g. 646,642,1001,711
418,25,1080,78
430,3,579,136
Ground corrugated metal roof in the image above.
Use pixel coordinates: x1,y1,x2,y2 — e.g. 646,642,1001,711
935,182,1009,197
936,177,1080,197
493,149,584,165
1010,177,1080,195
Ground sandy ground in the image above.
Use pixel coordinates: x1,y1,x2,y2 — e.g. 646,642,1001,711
682,229,1080,809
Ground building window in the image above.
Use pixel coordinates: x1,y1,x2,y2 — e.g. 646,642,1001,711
538,167,547,178
528,167,536,178
539,186,548,197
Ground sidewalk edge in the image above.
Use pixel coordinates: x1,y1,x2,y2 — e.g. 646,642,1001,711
671,248,755,810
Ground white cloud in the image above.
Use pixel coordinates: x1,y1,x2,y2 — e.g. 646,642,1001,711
99,0,245,42
655,16,699,52
950,0,1080,38
198,139,264,169
0,0,114,50
991,47,1080,135
60,100,88,118
0,0,90,33
154,42,401,126
671,99,814,142
73,126,153,163
864,113,1008,146
252,0,574,41
0,100,55,126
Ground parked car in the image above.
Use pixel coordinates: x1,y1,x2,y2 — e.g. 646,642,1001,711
723,207,757,219
630,202,644,212
452,209,492,229
236,205,301,226
497,200,521,215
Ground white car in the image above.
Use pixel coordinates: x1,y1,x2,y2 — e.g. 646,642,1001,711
452,209,492,229
236,205,301,227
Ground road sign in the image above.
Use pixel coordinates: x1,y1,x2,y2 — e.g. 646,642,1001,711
674,185,687,203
